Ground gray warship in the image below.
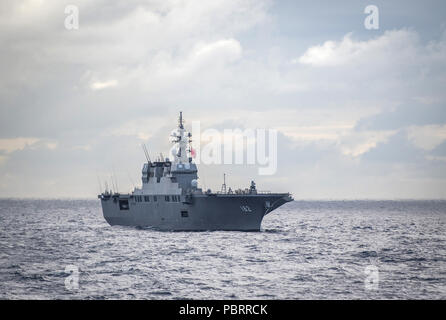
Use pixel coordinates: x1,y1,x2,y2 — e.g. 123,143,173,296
98,112,293,231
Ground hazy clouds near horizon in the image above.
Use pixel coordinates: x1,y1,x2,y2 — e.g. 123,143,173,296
1,0,446,199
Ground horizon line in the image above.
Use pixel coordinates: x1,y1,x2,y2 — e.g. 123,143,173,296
1,197,446,201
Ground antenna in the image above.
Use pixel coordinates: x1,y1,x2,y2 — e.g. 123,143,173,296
179,111,184,129
110,175,116,193
112,166,119,193
221,173,227,194
97,174,103,194
126,170,136,190
142,144,151,162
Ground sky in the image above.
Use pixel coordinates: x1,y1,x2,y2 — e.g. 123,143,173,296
0,0,446,199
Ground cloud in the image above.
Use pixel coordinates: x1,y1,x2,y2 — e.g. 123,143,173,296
192,39,242,64
361,130,423,163
0,137,40,153
339,130,397,157
431,141,446,156
90,79,118,91
356,103,446,131
293,29,446,104
297,29,420,67
0,1,446,198
407,124,446,150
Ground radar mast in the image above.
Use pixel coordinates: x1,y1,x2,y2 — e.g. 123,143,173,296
171,111,192,166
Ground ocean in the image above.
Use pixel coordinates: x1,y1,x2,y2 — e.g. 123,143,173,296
0,199,445,299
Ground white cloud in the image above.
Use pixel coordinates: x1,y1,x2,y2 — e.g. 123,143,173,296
407,124,446,150
45,142,58,150
279,124,354,142
190,39,242,67
90,79,118,91
103,115,167,140
426,155,446,162
297,29,420,67
134,38,243,89
0,137,40,153
339,130,397,157
279,124,396,158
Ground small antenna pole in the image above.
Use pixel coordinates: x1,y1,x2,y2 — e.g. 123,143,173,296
142,144,151,162
179,111,184,129
126,171,136,190
97,174,103,194
146,145,151,162
110,175,116,193
221,173,227,194
112,166,119,194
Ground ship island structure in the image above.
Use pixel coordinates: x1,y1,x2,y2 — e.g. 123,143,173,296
98,112,293,231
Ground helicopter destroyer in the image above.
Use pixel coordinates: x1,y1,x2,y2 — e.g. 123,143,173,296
98,112,293,231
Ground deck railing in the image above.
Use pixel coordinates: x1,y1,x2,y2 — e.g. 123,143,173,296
215,190,272,195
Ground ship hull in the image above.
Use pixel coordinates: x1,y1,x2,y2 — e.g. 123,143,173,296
100,194,292,231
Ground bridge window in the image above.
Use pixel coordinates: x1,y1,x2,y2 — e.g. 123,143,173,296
144,196,150,202
181,211,188,217
153,196,157,202
165,195,170,202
